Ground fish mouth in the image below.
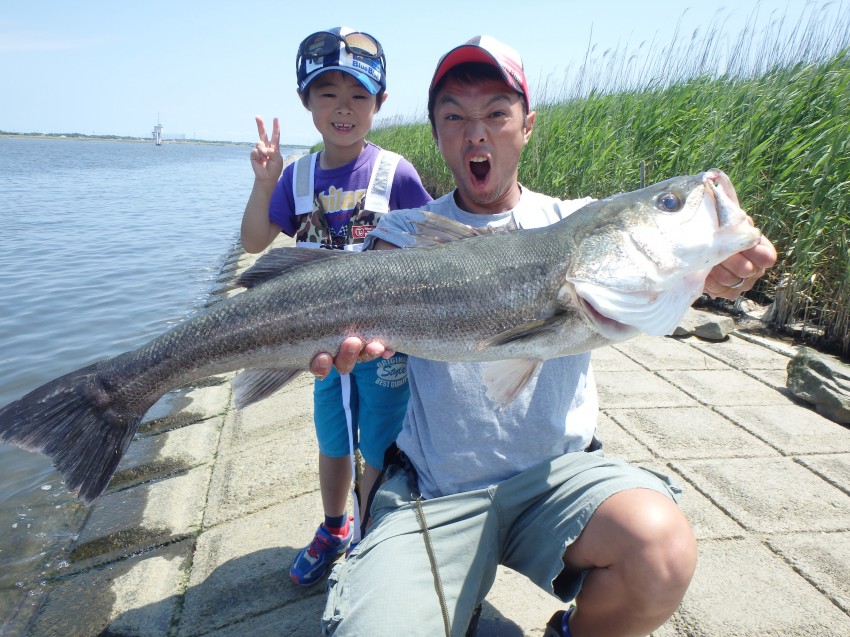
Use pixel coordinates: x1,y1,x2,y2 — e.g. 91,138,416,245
703,168,762,249
704,169,740,207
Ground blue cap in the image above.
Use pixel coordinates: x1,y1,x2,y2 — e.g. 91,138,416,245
296,27,386,94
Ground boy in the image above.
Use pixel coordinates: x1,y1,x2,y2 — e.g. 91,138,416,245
240,26,432,587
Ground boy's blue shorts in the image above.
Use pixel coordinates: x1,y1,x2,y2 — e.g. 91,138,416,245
313,353,410,469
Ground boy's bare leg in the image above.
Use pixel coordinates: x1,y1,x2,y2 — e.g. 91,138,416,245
319,453,353,519
563,488,697,637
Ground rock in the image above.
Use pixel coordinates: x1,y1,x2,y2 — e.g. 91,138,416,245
786,347,850,424
673,308,736,341
739,298,771,320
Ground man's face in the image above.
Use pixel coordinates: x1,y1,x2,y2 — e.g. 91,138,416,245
431,76,535,214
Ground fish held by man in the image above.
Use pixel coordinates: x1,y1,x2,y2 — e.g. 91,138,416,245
0,169,761,502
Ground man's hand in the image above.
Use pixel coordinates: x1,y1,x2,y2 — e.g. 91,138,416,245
704,234,777,300
250,116,284,184
310,337,396,378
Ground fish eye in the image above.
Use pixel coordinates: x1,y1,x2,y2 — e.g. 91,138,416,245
656,192,682,212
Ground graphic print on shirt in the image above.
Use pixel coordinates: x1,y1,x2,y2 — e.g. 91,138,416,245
295,189,382,250
375,354,408,389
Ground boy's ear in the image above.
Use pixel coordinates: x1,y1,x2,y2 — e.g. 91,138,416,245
375,91,388,112
297,89,310,110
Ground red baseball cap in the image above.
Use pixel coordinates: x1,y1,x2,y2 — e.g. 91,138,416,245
429,35,531,106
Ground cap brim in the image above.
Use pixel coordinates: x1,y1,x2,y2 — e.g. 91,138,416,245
300,67,381,94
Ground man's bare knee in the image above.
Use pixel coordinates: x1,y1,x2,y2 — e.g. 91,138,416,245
565,489,697,611
631,506,697,612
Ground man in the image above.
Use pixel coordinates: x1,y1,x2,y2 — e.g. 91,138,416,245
313,36,777,637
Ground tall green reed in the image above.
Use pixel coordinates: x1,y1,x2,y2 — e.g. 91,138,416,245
369,2,850,357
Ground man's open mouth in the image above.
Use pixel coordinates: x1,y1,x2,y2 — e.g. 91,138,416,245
470,156,490,183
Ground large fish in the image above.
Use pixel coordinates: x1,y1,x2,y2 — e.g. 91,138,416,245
0,169,761,502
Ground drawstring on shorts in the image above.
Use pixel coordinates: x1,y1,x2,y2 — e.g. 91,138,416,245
413,494,452,637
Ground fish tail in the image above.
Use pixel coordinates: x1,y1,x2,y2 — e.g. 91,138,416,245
0,362,143,503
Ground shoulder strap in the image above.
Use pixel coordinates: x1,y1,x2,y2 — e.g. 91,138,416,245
292,152,319,215
363,150,401,214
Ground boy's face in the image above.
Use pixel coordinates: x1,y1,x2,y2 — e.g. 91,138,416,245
431,76,535,215
303,71,384,155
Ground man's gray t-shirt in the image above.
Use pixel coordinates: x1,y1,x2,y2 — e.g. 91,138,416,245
363,187,598,499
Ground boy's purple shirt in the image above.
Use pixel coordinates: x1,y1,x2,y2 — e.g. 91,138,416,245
269,142,432,237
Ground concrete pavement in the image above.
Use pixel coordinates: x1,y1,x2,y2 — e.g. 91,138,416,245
8,237,850,636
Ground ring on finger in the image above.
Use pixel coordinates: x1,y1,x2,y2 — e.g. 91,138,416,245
730,277,746,289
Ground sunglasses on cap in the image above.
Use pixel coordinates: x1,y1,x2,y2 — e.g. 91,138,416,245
296,30,386,68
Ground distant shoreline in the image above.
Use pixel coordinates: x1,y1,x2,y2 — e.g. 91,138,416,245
0,132,310,150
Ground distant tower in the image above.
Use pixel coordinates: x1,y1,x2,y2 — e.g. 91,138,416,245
152,113,163,146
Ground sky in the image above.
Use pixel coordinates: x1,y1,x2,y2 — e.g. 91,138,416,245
0,0,837,145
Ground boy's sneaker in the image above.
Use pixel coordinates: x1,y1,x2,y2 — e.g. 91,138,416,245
290,522,352,586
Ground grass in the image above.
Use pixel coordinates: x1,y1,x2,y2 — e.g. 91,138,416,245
367,2,850,358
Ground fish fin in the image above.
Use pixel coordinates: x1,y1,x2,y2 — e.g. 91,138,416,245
479,312,567,349
483,358,543,410
232,368,304,409
236,248,351,288
409,211,518,247
0,363,144,503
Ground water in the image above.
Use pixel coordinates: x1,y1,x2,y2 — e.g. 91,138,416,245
0,137,300,627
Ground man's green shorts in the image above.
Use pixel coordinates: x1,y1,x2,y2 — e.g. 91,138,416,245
322,449,682,636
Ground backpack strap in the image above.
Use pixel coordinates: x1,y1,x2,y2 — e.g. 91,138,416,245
292,152,319,215
363,150,401,214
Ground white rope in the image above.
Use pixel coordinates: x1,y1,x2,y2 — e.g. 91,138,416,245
340,373,361,543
